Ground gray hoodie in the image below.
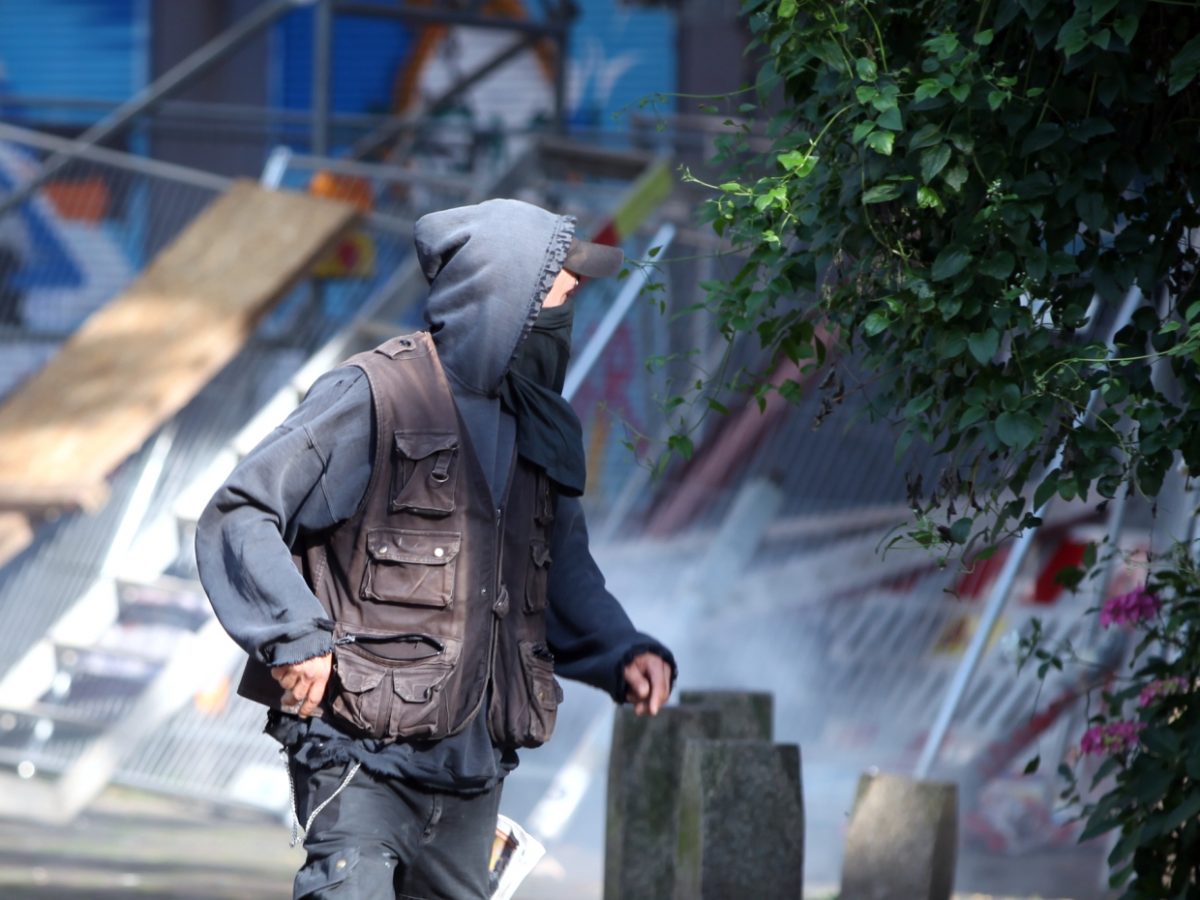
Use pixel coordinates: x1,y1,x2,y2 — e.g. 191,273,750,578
196,199,674,792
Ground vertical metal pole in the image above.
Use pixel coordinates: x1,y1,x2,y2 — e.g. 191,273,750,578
913,285,1145,779
312,0,333,156
553,4,570,133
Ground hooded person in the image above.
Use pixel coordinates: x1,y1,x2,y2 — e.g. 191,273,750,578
196,198,676,899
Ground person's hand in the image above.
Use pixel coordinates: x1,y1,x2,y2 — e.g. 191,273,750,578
271,653,332,718
623,652,673,716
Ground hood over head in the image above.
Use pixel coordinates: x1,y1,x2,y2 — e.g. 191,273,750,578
415,198,575,396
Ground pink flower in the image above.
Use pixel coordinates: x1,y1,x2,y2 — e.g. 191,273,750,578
1080,720,1145,756
1138,677,1189,707
1099,590,1161,629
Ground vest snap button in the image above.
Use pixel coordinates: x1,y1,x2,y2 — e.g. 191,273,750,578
378,545,388,555
434,547,444,558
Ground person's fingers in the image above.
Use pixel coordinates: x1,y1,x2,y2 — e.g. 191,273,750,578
299,670,328,718
274,668,301,692
625,663,650,702
647,658,670,715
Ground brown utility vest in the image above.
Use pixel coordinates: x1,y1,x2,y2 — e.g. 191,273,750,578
237,332,562,748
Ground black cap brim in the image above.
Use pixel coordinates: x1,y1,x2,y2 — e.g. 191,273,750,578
563,239,624,278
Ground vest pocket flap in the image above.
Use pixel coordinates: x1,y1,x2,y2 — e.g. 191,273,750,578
366,529,461,565
530,540,552,569
335,654,388,693
392,666,452,704
394,431,459,460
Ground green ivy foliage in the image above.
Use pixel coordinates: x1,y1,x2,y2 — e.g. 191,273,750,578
690,0,1200,890
694,0,1200,553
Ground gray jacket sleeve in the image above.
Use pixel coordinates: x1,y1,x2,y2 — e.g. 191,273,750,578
545,496,677,703
195,369,372,667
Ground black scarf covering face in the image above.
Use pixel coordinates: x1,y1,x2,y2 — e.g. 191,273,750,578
498,304,587,497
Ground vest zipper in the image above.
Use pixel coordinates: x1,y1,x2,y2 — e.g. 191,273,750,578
445,506,503,738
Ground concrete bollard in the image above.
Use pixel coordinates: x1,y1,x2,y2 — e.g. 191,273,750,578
840,772,958,900
604,705,726,900
679,690,774,742
675,739,804,900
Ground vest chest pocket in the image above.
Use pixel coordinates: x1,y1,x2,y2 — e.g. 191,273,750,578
524,540,552,614
361,529,460,607
392,431,459,516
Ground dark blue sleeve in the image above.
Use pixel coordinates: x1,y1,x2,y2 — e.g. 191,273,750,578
195,369,373,667
544,496,677,703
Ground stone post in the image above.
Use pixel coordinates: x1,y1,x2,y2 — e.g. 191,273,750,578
604,705,725,900
840,772,958,900
679,690,774,741
675,739,804,900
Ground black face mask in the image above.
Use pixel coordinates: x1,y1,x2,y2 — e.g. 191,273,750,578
509,303,574,394
497,302,586,496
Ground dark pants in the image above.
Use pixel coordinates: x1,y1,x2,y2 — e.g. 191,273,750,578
289,758,502,900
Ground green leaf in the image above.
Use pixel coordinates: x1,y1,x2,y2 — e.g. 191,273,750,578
920,144,952,182
777,0,797,18
943,165,969,192
1169,35,1200,96
862,182,903,204
866,131,895,155
877,106,903,131
852,120,877,143
855,85,879,104
778,150,817,177
948,517,973,544
917,186,942,209
863,311,891,336
959,405,988,429
908,124,942,150
925,32,960,60
915,80,944,103
1021,123,1064,156
968,329,1000,363
996,411,1041,450
1080,811,1124,843
974,29,995,46
1056,13,1090,57
987,90,1008,111
999,382,1021,411
1091,0,1120,23
948,83,970,103
1113,15,1138,44
1076,192,1107,232
1154,790,1200,837
667,433,694,459
1071,118,1116,141
980,252,1015,280
856,57,878,82
1034,471,1060,509
904,393,934,417
931,244,971,281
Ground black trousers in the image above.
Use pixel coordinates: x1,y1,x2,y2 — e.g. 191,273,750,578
289,757,502,900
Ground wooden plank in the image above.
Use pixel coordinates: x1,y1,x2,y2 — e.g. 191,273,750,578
0,513,32,568
0,181,358,512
